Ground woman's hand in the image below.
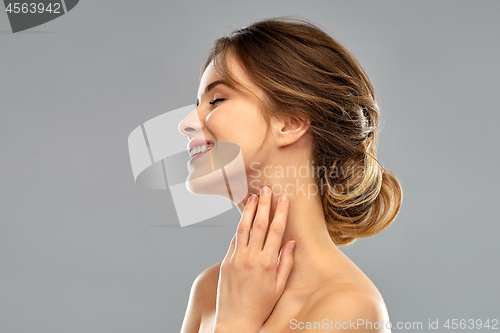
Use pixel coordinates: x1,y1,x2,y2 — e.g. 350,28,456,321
213,185,296,333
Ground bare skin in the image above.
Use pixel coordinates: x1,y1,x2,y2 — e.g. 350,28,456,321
183,191,389,333
179,55,391,333
193,260,387,333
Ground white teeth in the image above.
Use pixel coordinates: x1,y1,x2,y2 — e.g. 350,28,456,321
190,143,212,158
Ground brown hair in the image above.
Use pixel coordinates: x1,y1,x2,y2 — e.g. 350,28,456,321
202,17,403,246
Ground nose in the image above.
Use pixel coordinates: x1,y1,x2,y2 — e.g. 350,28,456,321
178,107,202,139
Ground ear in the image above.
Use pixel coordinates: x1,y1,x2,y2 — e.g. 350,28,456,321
270,114,311,148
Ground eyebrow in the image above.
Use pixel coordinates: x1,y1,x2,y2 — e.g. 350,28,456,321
205,80,226,94
196,80,227,106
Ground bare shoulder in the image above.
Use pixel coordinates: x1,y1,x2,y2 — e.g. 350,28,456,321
180,262,221,333
291,282,390,332
193,261,221,308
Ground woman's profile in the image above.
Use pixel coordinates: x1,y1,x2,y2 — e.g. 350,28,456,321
178,17,403,333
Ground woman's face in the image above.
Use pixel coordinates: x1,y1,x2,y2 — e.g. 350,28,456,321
178,56,271,201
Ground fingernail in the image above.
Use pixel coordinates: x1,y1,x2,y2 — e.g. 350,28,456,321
261,185,270,195
289,240,296,252
249,194,258,203
279,194,288,204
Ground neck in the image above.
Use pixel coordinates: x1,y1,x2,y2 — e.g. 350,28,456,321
236,177,346,292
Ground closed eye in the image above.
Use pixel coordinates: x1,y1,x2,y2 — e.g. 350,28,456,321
209,98,225,106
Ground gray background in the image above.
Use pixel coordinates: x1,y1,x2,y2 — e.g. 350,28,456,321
1,1,499,332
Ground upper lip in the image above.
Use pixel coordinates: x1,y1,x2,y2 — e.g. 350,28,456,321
187,139,214,153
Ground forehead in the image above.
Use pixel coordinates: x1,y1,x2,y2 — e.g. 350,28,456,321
197,62,219,97
197,54,263,100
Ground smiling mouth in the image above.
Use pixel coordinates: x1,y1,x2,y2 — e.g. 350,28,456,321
189,142,215,159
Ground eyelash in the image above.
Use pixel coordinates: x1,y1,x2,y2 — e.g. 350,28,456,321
209,98,225,106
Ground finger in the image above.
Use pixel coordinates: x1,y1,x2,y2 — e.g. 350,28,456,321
276,240,296,292
263,194,289,255
223,233,237,264
248,185,273,250
235,194,259,251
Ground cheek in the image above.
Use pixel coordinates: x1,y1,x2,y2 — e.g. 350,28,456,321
206,107,265,149
205,107,269,191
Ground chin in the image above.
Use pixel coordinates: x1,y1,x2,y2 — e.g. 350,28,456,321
185,141,250,205
185,171,232,200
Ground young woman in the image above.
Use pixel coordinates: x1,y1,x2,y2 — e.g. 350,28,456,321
178,17,402,333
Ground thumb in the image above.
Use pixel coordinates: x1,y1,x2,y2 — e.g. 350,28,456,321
276,240,296,292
